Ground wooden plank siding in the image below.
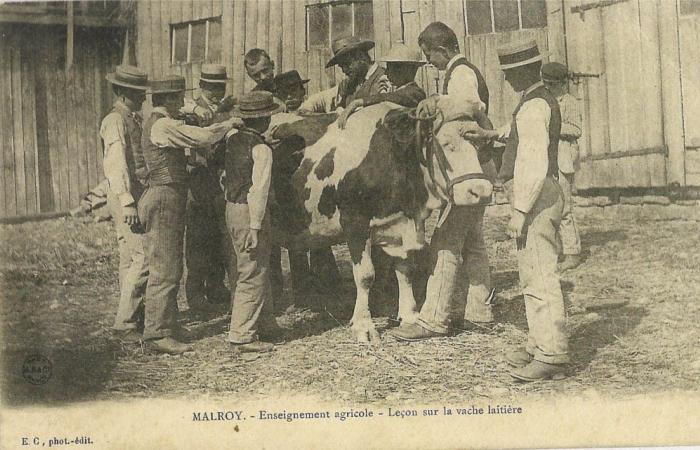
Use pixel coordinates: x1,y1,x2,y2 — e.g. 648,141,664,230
0,24,121,218
128,0,696,194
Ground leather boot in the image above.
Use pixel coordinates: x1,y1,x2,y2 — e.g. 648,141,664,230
504,348,533,368
559,254,582,272
230,340,275,353
510,360,567,381
390,323,446,341
149,337,193,355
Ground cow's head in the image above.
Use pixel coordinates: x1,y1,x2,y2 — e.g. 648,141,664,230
385,109,493,207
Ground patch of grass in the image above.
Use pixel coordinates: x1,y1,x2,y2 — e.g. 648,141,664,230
1,212,699,406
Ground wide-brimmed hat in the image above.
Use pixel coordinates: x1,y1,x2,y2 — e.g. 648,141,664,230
497,40,544,70
541,62,569,82
326,35,375,68
148,75,188,94
106,65,148,91
274,70,310,90
233,91,285,119
200,64,230,84
380,44,424,66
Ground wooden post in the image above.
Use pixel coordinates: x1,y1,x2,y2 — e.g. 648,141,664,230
658,0,686,186
122,28,130,65
546,0,567,64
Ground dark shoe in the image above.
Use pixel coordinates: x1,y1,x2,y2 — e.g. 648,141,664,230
258,326,287,344
230,340,275,353
510,360,567,381
559,254,582,272
390,323,447,341
114,329,142,344
149,337,193,355
504,348,533,368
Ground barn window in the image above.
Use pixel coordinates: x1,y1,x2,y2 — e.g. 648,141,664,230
306,1,374,50
171,17,222,64
463,0,547,35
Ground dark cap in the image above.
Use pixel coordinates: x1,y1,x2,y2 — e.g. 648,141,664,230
541,62,569,82
274,70,310,89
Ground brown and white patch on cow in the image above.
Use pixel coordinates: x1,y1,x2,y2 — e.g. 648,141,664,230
299,104,401,236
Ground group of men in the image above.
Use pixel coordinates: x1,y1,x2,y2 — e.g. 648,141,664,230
101,19,583,381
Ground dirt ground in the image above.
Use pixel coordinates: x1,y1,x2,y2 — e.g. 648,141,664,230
1,207,699,407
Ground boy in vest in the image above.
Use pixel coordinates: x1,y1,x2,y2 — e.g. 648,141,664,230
101,66,149,343
183,65,237,310
542,62,583,272
391,22,494,341
140,75,235,355
463,41,569,381
337,43,426,129
225,91,285,353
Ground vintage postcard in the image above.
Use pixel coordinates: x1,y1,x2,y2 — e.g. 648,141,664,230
1,0,699,448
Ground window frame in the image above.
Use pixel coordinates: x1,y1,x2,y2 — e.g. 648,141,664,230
462,0,546,36
305,0,373,50
170,16,222,65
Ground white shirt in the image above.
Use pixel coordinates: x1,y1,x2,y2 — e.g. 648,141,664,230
248,142,273,230
100,101,138,206
513,82,552,214
437,54,485,123
149,106,233,150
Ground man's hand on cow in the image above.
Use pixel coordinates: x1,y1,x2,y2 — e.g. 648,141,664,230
244,228,259,252
416,96,439,119
377,75,393,94
459,122,498,142
338,99,364,129
508,210,526,240
193,105,213,123
122,205,140,226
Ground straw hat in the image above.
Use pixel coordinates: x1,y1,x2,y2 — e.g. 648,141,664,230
200,64,231,84
497,40,544,70
233,91,285,119
106,65,148,91
380,44,424,66
148,75,188,94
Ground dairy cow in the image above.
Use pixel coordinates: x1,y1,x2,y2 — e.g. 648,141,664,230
268,103,492,343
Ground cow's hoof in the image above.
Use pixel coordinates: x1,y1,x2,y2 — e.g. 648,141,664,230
351,321,381,344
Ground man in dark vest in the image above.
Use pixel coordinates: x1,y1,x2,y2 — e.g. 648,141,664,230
183,64,237,310
462,40,568,381
101,65,149,343
392,22,495,342
224,91,286,353
139,75,235,354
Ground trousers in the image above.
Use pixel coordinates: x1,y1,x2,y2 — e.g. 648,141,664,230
107,191,148,331
185,166,231,304
226,203,276,343
138,184,187,340
517,177,569,364
558,171,581,256
418,205,493,333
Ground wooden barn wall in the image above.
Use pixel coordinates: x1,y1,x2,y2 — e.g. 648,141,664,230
134,0,695,191
679,10,700,186
563,0,668,190
0,24,120,218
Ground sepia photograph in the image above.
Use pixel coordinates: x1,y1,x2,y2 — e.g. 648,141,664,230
0,0,699,448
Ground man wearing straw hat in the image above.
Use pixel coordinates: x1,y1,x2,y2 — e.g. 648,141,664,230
225,91,286,353
183,64,237,310
101,65,150,343
462,40,569,381
139,75,236,355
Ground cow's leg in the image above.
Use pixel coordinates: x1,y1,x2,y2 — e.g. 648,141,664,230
394,258,419,325
348,238,380,344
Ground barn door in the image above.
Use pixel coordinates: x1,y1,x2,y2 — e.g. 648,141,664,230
678,0,700,186
563,0,667,190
